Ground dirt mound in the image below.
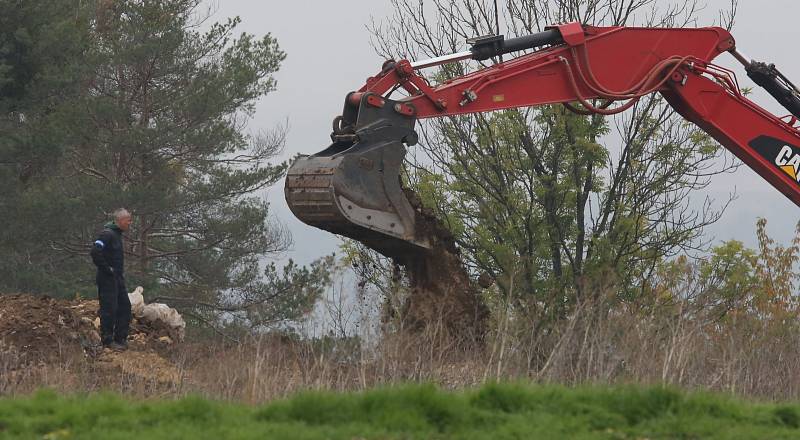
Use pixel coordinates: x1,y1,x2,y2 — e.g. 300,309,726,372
0,295,97,363
94,350,182,384
394,190,489,343
0,294,182,385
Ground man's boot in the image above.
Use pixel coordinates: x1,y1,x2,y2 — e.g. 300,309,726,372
109,341,127,351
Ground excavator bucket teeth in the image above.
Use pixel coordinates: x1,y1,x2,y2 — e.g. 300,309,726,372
285,133,430,259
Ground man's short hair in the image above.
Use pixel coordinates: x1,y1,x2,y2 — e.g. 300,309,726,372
113,208,131,221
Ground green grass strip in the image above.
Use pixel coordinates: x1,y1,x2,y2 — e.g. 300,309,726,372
1,383,799,439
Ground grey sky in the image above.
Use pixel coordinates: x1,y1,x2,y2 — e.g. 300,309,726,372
216,0,800,266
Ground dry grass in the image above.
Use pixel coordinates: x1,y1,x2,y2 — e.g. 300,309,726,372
4,295,800,403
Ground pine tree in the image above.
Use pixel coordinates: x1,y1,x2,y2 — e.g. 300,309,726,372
0,0,331,331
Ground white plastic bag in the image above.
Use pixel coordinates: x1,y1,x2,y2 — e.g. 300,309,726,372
127,286,187,341
141,303,170,322
128,286,145,317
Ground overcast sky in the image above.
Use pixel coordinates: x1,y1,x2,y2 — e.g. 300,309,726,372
214,0,800,266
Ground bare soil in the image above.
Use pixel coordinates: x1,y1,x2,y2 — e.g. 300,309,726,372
0,294,183,386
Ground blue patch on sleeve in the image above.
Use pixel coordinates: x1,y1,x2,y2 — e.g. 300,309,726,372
93,240,105,249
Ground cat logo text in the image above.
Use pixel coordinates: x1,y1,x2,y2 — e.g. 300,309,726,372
775,145,800,182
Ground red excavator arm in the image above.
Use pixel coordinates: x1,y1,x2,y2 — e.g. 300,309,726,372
285,23,800,260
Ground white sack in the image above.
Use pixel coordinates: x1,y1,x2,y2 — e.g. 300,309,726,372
127,286,187,341
128,286,145,317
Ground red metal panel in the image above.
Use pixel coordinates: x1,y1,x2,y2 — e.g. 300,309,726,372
662,72,800,207
405,26,733,117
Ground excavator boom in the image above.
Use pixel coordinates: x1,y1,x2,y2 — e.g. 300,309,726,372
286,22,800,261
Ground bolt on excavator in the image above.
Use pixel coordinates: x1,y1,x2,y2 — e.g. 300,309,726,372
285,22,800,262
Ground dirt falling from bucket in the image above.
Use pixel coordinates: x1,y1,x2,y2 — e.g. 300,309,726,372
391,189,489,343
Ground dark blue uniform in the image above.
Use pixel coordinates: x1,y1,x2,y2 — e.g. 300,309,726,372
89,222,131,346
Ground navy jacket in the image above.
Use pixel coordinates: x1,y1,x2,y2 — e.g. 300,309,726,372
90,222,125,277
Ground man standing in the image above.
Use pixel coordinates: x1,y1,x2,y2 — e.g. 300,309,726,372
90,208,132,351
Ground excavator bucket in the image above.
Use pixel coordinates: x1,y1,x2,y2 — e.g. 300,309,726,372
284,94,430,259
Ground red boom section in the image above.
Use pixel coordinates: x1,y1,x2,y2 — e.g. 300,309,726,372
355,24,800,207
663,66,800,207
358,25,735,116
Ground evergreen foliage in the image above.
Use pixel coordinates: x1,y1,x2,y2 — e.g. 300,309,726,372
0,0,331,331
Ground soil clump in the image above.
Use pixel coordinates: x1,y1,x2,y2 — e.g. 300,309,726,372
392,189,489,342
